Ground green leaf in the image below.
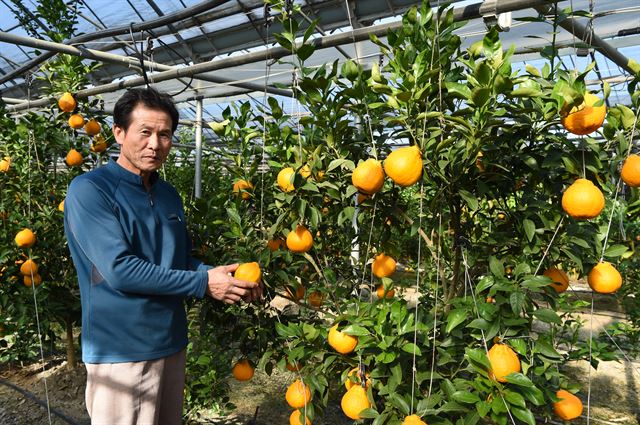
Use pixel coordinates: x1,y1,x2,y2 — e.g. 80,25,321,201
342,324,369,336
446,309,467,333
489,256,504,277
465,348,491,371
445,82,472,100
471,87,491,108
532,308,561,324
459,189,479,210
523,219,535,242
512,407,536,425
604,244,629,258
476,400,491,417
388,393,411,415
402,343,422,356
358,408,379,419
509,291,524,314
503,389,526,407
452,391,481,404
476,275,495,293
504,373,534,387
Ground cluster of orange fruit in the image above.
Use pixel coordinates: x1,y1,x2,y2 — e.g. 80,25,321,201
14,229,42,287
0,156,11,173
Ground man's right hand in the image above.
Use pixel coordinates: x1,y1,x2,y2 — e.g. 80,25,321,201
205,264,260,304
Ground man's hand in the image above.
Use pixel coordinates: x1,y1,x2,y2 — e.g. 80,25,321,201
206,264,262,304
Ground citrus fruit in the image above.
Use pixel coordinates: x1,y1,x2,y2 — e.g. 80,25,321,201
286,362,301,372
285,379,312,409
384,145,423,187
307,291,324,307
621,154,640,187
0,157,10,173
232,179,253,200
300,165,312,179
58,200,65,212
58,92,76,112
376,284,394,299
289,409,312,425
561,93,606,135
90,135,108,153
23,273,42,287
84,119,101,136
267,238,283,251
372,253,396,278
345,367,371,390
341,385,371,420
587,262,622,294
66,149,83,167
487,343,520,383
20,259,38,276
234,262,261,283
15,228,36,248
278,167,295,192
68,114,85,129
561,179,605,220
286,225,313,253
403,415,428,425
231,359,254,381
286,285,306,301
352,159,384,194
553,389,583,420
543,267,570,293
328,324,358,354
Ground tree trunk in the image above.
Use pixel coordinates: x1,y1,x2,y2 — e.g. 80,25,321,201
66,318,76,370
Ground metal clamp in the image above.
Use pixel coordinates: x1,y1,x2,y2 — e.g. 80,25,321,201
480,0,512,32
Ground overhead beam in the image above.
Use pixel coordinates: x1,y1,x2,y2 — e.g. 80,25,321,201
0,31,292,99
6,0,557,113
533,4,638,75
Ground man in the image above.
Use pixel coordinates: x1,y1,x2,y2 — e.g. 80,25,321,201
64,87,261,424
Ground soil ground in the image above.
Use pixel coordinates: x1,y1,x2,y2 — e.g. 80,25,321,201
0,282,638,424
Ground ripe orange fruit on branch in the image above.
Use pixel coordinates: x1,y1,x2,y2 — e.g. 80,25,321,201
232,179,253,200
68,114,85,129
403,415,428,425
90,136,108,153
285,379,312,409
66,149,83,167
553,389,583,420
561,179,605,220
231,359,254,381
286,285,306,301
300,164,312,179
289,410,312,425
384,145,423,187
0,156,10,173
58,92,76,112
341,385,371,420
328,324,358,354
234,262,261,283
20,259,38,276
587,262,622,294
543,267,569,293
376,284,394,299
84,119,101,136
487,343,520,382
15,228,36,248
372,253,396,278
621,154,640,187
345,367,371,390
561,93,606,135
286,362,301,372
23,274,42,287
267,238,283,251
278,167,295,192
352,159,384,194
286,225,313,253
307,290,324,307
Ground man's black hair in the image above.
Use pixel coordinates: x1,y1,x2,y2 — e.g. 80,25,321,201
113,87,179,133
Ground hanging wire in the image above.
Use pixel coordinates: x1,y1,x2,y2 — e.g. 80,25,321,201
427,214,442,398
129,24,150,88
409,183,424,414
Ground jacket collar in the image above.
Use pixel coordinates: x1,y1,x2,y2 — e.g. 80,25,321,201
107,159,159,188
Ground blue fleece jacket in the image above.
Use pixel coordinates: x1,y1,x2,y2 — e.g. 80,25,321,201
64,160,209,363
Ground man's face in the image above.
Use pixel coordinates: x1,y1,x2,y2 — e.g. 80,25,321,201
114,104,173,177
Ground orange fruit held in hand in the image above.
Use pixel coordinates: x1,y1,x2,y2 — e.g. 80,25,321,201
553,389,583,420
289,409,312,425
286,225,313,253
328,324,358,354
20,259,38,276
341,385,371,420
345,367,371,390
15,228,36,248
277,167,295,192
307,290,324,307
587,262,622,294
561,93,606,135
286,285,306,301
285,379,312,409
372,253,396,278
0,157,10,173
234,262,261,283
403,414,428,425
66,149,83,167
543,267,570,293
384,145,423,187
231,359,254,381
376,284,394,299
68,114,85,129
23,273,42,287
84,119,101,136
352,159,384,195
561,179,605,220
58,200,65,212
621,154,640,187
57,92,76,113
487,343,520,383
232,179,253,200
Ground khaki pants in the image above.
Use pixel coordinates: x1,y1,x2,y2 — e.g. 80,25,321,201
85,349,186,425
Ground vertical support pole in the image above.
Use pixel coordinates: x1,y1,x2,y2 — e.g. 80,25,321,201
194,96,203,199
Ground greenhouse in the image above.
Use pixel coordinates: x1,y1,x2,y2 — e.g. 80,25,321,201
0,0,639,423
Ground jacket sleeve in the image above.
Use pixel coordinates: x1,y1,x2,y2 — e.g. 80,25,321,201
65,177,208,298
